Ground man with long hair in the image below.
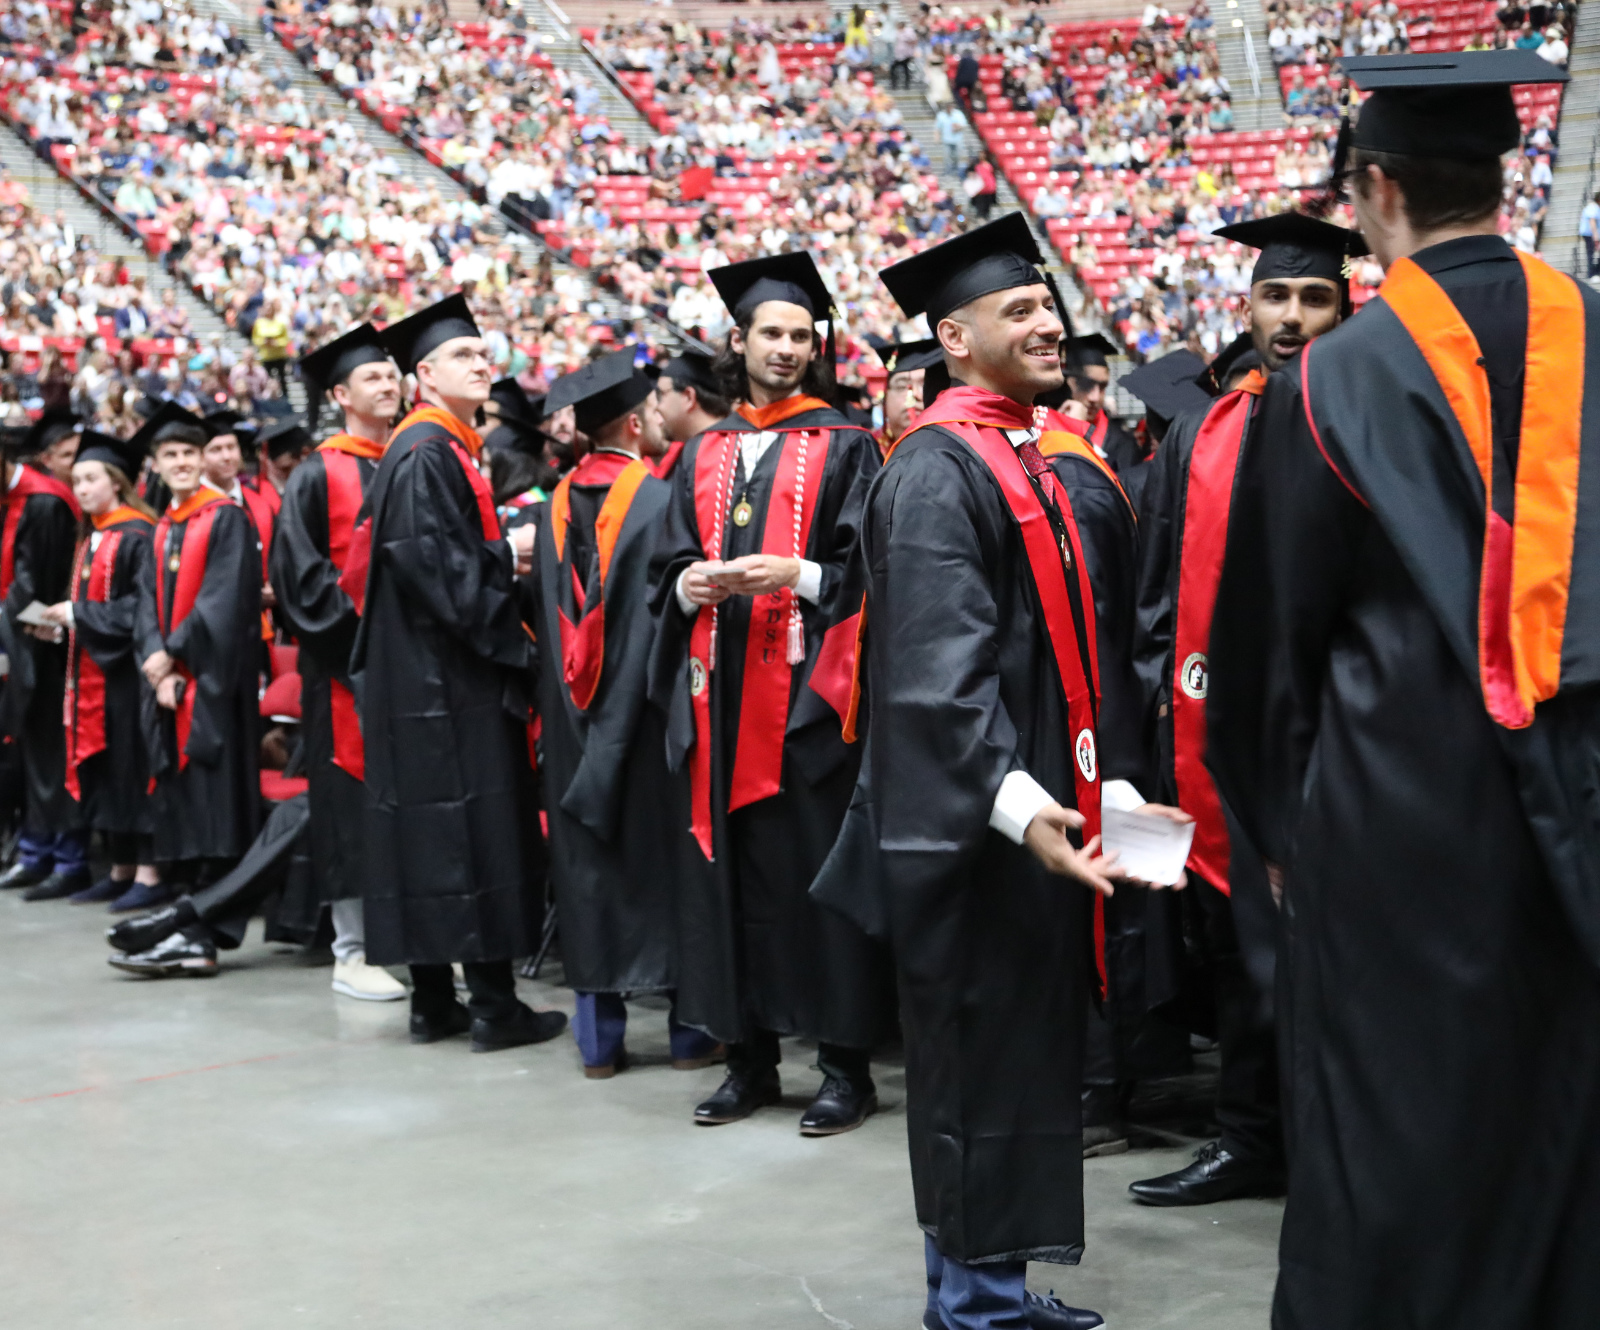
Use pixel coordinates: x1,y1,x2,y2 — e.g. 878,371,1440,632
650,253,889,1135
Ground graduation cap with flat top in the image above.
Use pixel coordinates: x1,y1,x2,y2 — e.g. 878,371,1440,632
259,418,313,460
20,406,79,455
76,427,146,480
874,337,944,379
880,212,1046,326
657,349,722,400
709,252,835,323
1119,349,1213,422
129,400,206,453
379,292,481,376
1063,331,1120,371
300,323,392,392
1213,213,1368,286
545,347,657,437
1342,50,1568,161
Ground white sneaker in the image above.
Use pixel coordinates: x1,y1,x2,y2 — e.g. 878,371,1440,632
332,956,408,1002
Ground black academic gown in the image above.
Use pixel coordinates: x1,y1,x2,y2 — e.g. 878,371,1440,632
818,418,1098,1264
649,405,890,1049
1,479,80,840
1095,412,1151,509
1049,446,1189,1087
70,516,155,835
136,496,262,863
349,411,542,967
1207,236,1600,1329
532,450,678,994
269,448,376,904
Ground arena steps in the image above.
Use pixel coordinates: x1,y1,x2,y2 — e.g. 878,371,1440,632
1216,0,1283,131
1538,1,1600,276
524,0,659,148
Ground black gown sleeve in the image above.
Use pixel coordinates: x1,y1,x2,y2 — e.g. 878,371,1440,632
163,504,261,767
377,437,530,671
808,428,882,616
1206,370,1367,866
5,493,77,618
269,455,359,675
75,527,154,671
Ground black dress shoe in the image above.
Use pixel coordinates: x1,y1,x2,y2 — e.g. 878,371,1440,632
469,1005,568,1053
107,933,219,978
23,871,91,902
1129,1140,1286,1207
693,1070,782,1125
107,898,197,955
798,1075,878,1136
409,1002,473,1044
0,861,48,891
1026,1289,1105,1329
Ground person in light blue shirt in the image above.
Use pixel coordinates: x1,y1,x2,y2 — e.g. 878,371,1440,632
934,103,963,175
1581,193,1600,278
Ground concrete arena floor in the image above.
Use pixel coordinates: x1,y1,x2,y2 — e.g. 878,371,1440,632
0,893,1281,1330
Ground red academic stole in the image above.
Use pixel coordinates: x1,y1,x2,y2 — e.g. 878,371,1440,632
650,439,685,479
245,465,283,517
63,508,152,800
318,433,385,780
1374,252,1585,729
686,395,834,859
154,489,229,772
1038,408,1134,507
1087,410,1110,457
337,407,496,614
1170,371,1264,894
1,465,82,598
548,450,650,710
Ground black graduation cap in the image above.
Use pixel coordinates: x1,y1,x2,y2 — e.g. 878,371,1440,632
874,337,944,379
76,427,146,479
545,347,656,437
1213,213,1368,286
658,350,722,399
201,408,245,440
379,292,481,376
487,377,546,431
1198,332,1263,396
21,406,80,455
259,418,312,460
299,323,391,392
129,400,206,452
881,213,1046,326
0,424,28,457
1119,349,1213,421
1343,51,1568,161
1063,331,1120,372
708,252,834,323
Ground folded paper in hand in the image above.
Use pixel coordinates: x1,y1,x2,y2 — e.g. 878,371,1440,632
14,601,52,627
1101,807,1195,887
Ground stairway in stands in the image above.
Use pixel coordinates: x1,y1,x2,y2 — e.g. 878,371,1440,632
1538,1,1600,277
521,0,659,147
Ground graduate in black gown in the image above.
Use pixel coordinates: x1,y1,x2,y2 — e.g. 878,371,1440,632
270,324,407,1004
38,429,158,907
350,294,566,1052
0,409,87,900
872,337,942,456
1206,51,1600,1330
1061,332,1145,494
1128,213,1364,1208
649,253,890,1135
817,213,1188,1330
532,349,720,1076
483,377,558,528
652,349,729,479
116,406,261,976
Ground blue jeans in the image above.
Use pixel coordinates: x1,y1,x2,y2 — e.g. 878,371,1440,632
924,1234,1028,1330
572,991,720,1068
17,829,88,877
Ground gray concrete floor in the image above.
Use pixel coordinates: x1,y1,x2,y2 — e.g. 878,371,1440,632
0,893,1281,1329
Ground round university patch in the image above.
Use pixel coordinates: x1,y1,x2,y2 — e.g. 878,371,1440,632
1180,652,1209,700
1075,728,1098,783
689,656,706,697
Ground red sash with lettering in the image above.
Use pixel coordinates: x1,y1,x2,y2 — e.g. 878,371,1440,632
319,442,374,780
1,466,82,598
549,451,649,710
1171,372,1264,894
686,416,835,859
63,510,152,799
154,490,228,772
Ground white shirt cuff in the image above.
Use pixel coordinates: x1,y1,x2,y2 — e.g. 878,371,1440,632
675,567,697,615
61,602,74,628
794,558,822,604
989,769,1055,845
1101,779,1145,813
